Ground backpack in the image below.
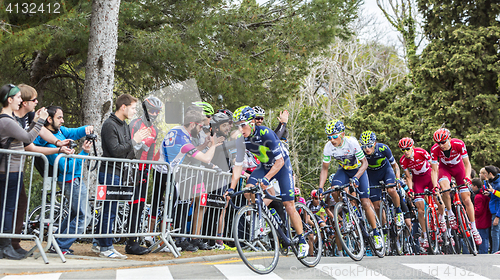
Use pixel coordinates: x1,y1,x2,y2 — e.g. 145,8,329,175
0,114,17,171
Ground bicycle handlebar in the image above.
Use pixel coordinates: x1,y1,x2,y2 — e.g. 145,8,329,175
323,182,352,196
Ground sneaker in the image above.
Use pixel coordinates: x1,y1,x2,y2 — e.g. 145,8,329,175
223,244,237,251
297,242,309,259
99,249,127,259
213,242,225,250
125,242,150,255
448,215,459,230
373,235,383,250
494,251,500,254
62,250,74,256
91,243,100,253
396,213,404,227
337,250,344,257
419,237,429,248
177,239,198,252
472,229,483,245
191,239,211,250
144,236,155,247
439,219,447,233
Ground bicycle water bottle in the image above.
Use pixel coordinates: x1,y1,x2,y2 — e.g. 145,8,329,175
270,208,282,225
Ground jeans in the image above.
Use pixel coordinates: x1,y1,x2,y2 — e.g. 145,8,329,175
56,178,91,251
478,228,490,254
491,215,500,253
0,172,23,233
96,172,120,251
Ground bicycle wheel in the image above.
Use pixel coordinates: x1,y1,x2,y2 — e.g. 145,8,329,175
424,207,439,254
232,205,279,274
364,205,385,258
292,202,322,267
333,202,364,261
401,225,414,255
456,206,477,256
379,201,391,256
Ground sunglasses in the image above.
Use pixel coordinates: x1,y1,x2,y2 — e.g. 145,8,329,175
255,117,264,121
237,121,251,128
437,140,447,145
2,84,20,102
149,109,160,115
191,122,203,128
27,97,38,102
327,134,340,140
361,144,374,149
400,147,411,152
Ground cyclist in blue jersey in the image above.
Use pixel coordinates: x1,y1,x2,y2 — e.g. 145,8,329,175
318,120,383,249
224,106,309,258
359,131,405,227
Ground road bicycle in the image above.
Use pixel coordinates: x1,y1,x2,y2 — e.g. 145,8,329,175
228,181,322,274
371,182,404,256
328,180,385,261
440,180,477,256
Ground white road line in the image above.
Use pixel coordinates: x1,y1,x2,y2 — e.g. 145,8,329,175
402,263,489,280
1,273,62,280
314,264,391,280
116,266,173,280
215,264,283,280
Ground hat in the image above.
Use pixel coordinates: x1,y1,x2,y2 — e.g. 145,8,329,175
184,110,205,125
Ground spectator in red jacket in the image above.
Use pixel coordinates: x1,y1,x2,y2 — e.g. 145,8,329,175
471,178,492,254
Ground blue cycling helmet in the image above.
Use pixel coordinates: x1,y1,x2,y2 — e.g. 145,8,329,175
233,106,256,123
325,119,345,135
359,131,376,145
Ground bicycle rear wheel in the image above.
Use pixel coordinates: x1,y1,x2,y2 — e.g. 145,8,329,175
364,205,385,258
333,202,364,261
292,202,322,267
402,225,414,255
456,205,477,256
232,205,279,274
424,207,439,255
379,201,391,256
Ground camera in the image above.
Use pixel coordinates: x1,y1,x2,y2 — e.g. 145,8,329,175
68,140,78,149
86,133,97,141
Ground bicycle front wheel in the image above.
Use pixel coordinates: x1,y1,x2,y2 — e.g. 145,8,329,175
424,207,439,255
232,205,280,274
293,202,322,267
456,205,477,256
333,202,364,261
379,201,391,256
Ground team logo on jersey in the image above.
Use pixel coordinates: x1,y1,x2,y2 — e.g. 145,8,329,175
253,145,270,163
164,131,177,147
260,129,269,136
378,145,387,151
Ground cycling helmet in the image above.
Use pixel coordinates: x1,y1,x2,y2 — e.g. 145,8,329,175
144,96,163,110
253,106,265,117
398,137,414,149
325,119,345,135
233,106,256,123
433,128,450,143
218,109,233,119
328,173,335,185
294,187,301,196
359,131,376,145
311,190,319,199
192,101,214,116
210,112,231,127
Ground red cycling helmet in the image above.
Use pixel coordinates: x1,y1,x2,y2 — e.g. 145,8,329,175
398,137,414,149
311,190,319,199
433,128,450,143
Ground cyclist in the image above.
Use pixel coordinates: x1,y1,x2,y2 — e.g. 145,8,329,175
398,137,437,248
318,120,383,249
359,131,404,227
430,128,482,245
252,106,289,144
306,190,336,256
225,106,309,258
294,187,306,205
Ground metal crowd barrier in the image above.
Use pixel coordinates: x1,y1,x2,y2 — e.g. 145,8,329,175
0,149,51,264
168,164,247,245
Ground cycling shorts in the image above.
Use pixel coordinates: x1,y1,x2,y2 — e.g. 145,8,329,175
330,168,370,199
368,164,396,202
412,170,435,200
247,157,294,202
438,164,468,192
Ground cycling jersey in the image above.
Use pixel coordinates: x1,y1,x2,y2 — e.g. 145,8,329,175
365,143,396,171
430,138,468,166
323,136,365,170
306,199,328,216
245,126,294,201
399,147,432,176
154,126,199,173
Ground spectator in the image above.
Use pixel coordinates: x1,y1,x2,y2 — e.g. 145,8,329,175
482,166,500,253
0,84,47,260
34,106,94,255
471,178,491,254
97,94,151,258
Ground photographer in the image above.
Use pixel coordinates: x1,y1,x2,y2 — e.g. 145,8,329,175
33,106,93,255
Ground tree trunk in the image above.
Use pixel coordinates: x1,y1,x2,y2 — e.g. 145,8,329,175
82,0,121,144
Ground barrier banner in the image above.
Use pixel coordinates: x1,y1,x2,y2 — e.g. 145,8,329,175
96,185,134,201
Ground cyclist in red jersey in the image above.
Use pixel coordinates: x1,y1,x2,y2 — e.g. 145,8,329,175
399,137,440,248
430,128,481,245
